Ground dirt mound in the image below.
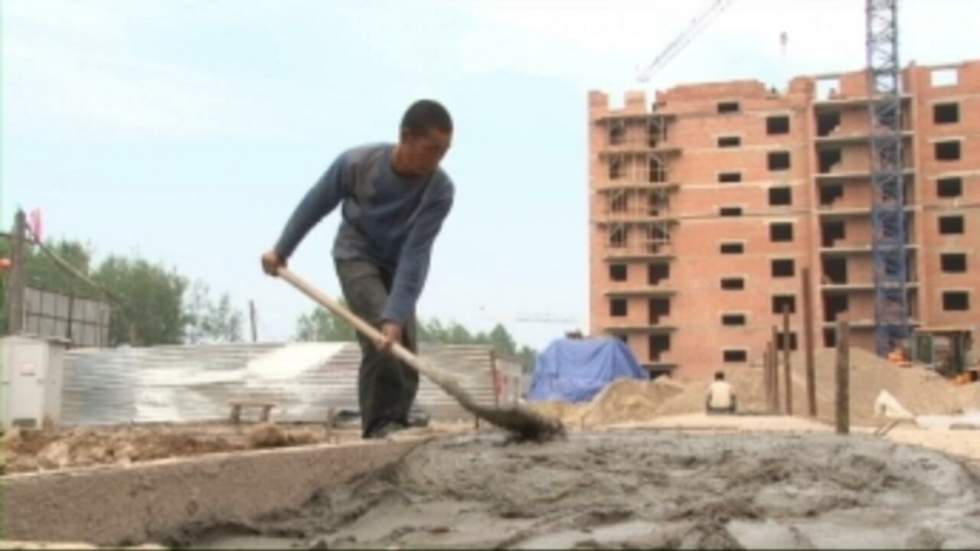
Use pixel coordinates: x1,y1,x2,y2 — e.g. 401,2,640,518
656,348,968,426
185,431,980,549
580,378,684,427
527,377,685,428
1,423,355,474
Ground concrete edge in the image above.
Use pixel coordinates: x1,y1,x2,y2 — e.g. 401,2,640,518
1,438,426,546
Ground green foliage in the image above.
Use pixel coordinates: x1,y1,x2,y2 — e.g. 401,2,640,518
295,304,356,342
183,281,244,344
93,256,188,345
294,308,540,373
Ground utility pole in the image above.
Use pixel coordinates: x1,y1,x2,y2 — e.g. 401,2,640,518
802,267,817,417
5,210,27,335
249,300,258,343
782,304,793,415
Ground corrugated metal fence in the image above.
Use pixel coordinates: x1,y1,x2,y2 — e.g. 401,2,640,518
62,343,523,426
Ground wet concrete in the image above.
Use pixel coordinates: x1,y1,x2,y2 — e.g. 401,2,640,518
179,430,980,549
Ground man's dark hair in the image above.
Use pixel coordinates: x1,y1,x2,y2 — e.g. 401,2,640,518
715,371,725,381
401,99,453,136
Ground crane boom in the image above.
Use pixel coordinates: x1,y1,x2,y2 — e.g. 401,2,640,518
637,0,733,83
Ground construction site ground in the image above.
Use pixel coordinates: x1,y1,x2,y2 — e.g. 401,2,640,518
3,347,980,549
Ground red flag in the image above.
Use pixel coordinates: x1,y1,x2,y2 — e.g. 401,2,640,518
28,208,43,243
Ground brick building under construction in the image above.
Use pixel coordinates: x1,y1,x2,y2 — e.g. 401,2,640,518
589,59,980,381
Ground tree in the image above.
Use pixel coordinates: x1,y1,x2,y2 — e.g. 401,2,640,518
184,281,244,344
295,304,356,341
93,256,188,345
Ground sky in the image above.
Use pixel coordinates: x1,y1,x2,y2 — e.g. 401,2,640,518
2,0,977,350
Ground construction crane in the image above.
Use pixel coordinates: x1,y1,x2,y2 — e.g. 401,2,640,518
865,0,909,356
636,0,734,83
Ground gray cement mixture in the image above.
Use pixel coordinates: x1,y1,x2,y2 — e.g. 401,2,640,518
174,431,980,549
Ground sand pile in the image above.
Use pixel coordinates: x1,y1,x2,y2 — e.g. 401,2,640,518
580,377,684,427
528,377,685,428
1,423,352,473
656,347,970,426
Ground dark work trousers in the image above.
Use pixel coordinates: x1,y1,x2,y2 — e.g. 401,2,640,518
335,258,419,438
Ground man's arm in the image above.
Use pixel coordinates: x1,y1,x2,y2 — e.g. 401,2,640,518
272,155,350,263
381,190,454,325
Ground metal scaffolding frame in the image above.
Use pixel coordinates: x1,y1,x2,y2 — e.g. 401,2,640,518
866,0,910,356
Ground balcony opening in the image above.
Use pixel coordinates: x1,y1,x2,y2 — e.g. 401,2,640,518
648,263,670,284
721,277,745,291
819,148,843,173
649,334,670,362
609,158,624,179
824,294,849,322
821,220,845,247
941,253,967,273
718,101,740,114
820,184,844,206
939,215,964,235
769,187,792,206
720,242,744,255
942,291,969,311
718,136,741,148
937,177,962,198
720,206,743,217
934,103,959,124
610,298,628,317
609,120,625,145
609,225,627,248
722,313,747,326
816,111,841,137
723,349,748,363
609,263,628,282
771,259,795,278
719,172,743,183
823,257,848,284
767,115,790,135
770,222,794,242
772,295,796,314
768,151,791,171
649,298,670,324
649,158,666,183
935,140,961,161
610,192,628,212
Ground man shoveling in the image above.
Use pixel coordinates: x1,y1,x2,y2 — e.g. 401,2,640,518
261,100,454,439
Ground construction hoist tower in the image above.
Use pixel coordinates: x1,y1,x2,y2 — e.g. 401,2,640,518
866,0,910,356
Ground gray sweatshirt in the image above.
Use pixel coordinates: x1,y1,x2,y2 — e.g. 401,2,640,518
274,143,454,324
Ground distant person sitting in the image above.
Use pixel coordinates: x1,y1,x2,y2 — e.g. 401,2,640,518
705,371,736,415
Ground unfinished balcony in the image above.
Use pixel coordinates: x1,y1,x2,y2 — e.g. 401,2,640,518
600,223,676,262
595,158,680,192
595,189,677,224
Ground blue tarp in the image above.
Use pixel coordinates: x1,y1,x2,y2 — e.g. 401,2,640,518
527,338,647,403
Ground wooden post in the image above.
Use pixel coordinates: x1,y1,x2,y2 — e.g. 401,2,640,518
5,210,27,334
249,300,258,343
489,350,500,407
761,342,767,412
771,326,781,413
802,267,817,418
782,303,793,416
836,320,850,434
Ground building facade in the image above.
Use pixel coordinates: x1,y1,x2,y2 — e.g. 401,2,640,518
589,60,980,381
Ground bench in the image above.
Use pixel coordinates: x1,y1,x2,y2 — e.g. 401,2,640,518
228,401,276,424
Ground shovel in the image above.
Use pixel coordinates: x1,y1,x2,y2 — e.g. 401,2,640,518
278,267,564,441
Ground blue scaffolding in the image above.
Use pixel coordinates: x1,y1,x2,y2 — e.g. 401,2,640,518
866,0,910,355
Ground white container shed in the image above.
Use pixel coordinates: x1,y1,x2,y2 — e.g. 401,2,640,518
1,334,70,430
